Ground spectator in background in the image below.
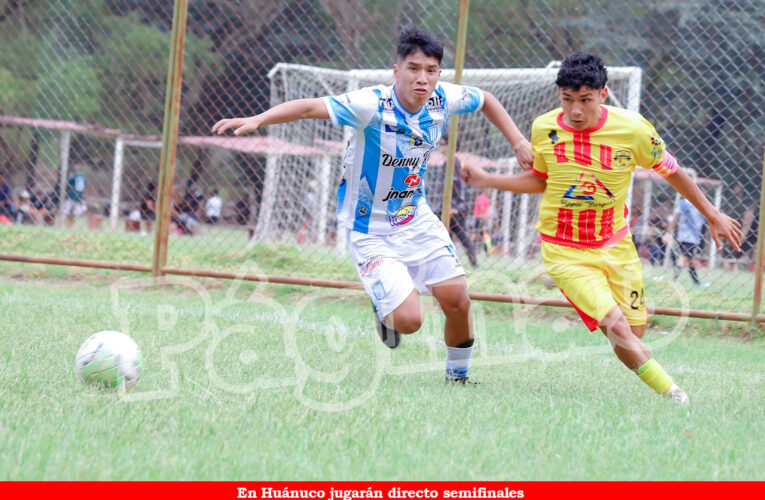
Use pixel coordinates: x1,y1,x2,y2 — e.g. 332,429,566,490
139,181,157,235
14,189,42,225
61,166,87,228
0,173,12,222
205,188,222,224
180,175,204,234
31,191,56,225
235,194,250,226
472,188,492,254
665,172,709,287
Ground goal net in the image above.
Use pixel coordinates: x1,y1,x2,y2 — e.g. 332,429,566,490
256,62,642,258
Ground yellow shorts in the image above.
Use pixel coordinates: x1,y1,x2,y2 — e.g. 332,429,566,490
541,237,647,331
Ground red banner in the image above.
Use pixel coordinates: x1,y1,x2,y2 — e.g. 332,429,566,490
0,481,761,500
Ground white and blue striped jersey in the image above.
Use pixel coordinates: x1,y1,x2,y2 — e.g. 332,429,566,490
322,81,484,235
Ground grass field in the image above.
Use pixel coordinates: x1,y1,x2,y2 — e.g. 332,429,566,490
0,270,762,480
0,222,760,314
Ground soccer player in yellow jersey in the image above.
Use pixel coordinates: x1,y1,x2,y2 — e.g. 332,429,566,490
462,52,742,403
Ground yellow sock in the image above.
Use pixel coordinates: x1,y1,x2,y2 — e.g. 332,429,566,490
636,359,674,394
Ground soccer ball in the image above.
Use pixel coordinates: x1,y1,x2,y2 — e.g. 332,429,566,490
75,331,142,389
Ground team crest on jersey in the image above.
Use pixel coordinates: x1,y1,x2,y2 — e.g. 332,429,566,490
650,135,664,160
426,123,440,143
563,172,614,200
387,204,416,226
613,150,633,170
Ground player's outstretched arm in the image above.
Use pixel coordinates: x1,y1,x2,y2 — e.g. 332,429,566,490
212,98,329,136
461,161,545,194
665,167,743,251
480,91,533,170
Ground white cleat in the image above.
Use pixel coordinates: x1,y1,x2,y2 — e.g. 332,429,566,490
664,384,690,405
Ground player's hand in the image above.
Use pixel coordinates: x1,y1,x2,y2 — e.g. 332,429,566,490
513,139,533,170
708,211,743,251
211,116,261,136
661,232,673,245
461,161,491,188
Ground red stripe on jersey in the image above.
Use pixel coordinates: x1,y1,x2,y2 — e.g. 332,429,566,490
554,142,567,163
541,224,629,249
573,131,591,165
600,144,613,170
555,208,574,241
531,167,548,178
578,209,597,245
599,207,614,240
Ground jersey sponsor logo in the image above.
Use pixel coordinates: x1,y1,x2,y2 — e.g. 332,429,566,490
381,97,394,111
358,256,385,277
614,150,633,170
381,153,421,168
382,186,422,202
403,174,421,187
409,136,426,148
426,95,444,111
387,204,416,226
563,172,615,200
548,130,560,143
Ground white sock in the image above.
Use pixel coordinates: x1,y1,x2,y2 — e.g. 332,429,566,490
445,343,474,378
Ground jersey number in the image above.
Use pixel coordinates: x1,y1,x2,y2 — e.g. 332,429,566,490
630,288,645,310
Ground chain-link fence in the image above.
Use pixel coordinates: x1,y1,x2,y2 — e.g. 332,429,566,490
0,0,763,320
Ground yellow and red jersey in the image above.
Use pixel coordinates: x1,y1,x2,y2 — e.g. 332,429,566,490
531,105,675,248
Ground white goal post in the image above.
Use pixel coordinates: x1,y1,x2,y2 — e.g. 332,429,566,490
256,62,643,258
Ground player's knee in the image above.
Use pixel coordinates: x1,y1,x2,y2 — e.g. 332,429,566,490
598,306,630,337
395,313,423,334
439,291,471,318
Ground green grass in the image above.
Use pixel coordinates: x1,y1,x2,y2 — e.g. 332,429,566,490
0,274,762,480
0,222,760,315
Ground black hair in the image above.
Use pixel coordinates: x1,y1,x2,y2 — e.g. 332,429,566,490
396,27,443,64
555,52,608,90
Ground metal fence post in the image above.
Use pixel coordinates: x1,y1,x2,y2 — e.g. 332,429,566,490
152,0,188,277
751,147,765,325
440,0,470,229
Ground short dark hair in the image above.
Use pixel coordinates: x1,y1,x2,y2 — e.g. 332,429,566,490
555,52,608,90
396,27,443,64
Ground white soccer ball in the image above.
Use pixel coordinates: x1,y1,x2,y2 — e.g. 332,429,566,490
75,331,142,389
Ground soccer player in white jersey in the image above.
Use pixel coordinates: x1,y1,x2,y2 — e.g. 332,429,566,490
213,28,533,384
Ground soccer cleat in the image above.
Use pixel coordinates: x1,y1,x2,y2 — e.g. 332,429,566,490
445,375,479,385
664,384,690,405
372,304,400,349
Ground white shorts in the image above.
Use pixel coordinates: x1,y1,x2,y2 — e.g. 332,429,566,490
348,214,465,319
61,199,87,216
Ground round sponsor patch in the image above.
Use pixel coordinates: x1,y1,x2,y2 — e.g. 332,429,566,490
388,204,416,226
